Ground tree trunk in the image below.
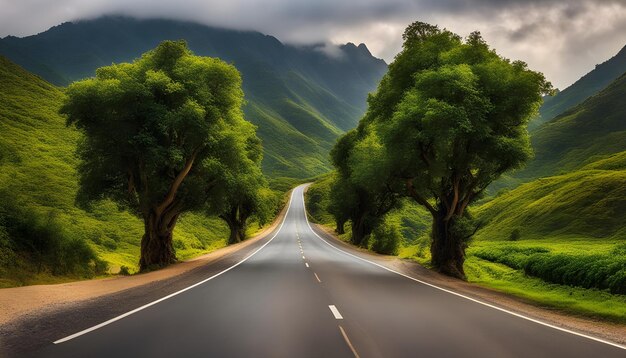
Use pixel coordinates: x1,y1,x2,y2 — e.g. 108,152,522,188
430,210,466,280
335,219,345,235
350,214,370,247
139,209,178,271
226,219,246,245
221,207,248,245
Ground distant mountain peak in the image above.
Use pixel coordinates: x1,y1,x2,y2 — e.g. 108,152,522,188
357,43,372,56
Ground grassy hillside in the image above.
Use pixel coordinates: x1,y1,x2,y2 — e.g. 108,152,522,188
512,72,626,182
532,44,626,129
0,56,233,287
0,16,387,179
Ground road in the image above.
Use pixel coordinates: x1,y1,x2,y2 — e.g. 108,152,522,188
39,185,625,357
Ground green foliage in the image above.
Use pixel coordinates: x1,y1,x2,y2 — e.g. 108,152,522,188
0,190,105,281
328,128,400,245
464,255,626,323
63,40,247,215
119,265,131,276
473,245,626,294
62,41,258,269
305,173,335,225
342,22,551,277
370,221,400,255
0,55,231,285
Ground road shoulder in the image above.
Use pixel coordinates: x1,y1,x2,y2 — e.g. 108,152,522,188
309,222,626,347
0,197,290,356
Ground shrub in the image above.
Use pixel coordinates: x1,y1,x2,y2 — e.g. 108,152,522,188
0,190,101,278
119,265,131,276
509,229,521,241
474,244,626,294
370,223,400,255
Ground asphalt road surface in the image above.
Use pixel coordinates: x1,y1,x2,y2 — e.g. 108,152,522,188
38,185,625,357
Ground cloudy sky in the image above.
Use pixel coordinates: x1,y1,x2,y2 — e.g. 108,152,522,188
1,0,625,89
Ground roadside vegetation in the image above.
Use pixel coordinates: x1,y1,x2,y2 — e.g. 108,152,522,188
0,44,283,286
305,21,626,321
306,157,626,321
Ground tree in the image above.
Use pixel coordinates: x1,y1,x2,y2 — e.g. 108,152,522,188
206,134,273,245
369,23,553,278
329,130,399,247
62,40,256,271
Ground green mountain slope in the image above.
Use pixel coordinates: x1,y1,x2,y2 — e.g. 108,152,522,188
532,44,626,129
477,154,626,241
0,16,387,178
0,56,229,285
516,72,626,180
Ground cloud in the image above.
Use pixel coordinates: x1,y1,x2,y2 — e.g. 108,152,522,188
0,0,625,88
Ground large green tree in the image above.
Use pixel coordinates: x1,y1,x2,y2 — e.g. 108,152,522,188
363,23,553,278
62,40,257,271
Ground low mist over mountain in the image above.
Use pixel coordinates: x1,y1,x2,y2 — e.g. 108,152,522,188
0,16,387,178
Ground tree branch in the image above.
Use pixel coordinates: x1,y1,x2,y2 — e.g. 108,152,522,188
155,148,199,216
444,176,460,221
406,178,436,215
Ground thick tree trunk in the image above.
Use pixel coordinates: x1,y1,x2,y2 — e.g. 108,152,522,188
430,210,466,280
226,219,246,245
139,209,178,271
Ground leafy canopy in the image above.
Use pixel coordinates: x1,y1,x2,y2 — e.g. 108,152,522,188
62,40,256,218
370,24,553,216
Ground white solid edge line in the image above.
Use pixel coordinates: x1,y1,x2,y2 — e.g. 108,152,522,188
54,189,297,345
329,305,343,319
299,186,626,351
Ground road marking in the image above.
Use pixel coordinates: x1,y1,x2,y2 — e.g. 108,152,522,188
302,255,306,260
305,262,309,268
329,305,343,319
339,325,360,358
299,186,626,351
314,272,322,283
53,189,298,345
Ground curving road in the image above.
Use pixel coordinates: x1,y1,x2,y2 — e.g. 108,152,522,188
40,185,625,357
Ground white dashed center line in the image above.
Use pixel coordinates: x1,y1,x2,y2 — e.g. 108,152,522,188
305,262,309,268
329,305,343,319
314,272,322,283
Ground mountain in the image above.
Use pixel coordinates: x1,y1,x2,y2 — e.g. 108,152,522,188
0,56,230,284
515,72,626,180
0,16,387,179
532,44,626,129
